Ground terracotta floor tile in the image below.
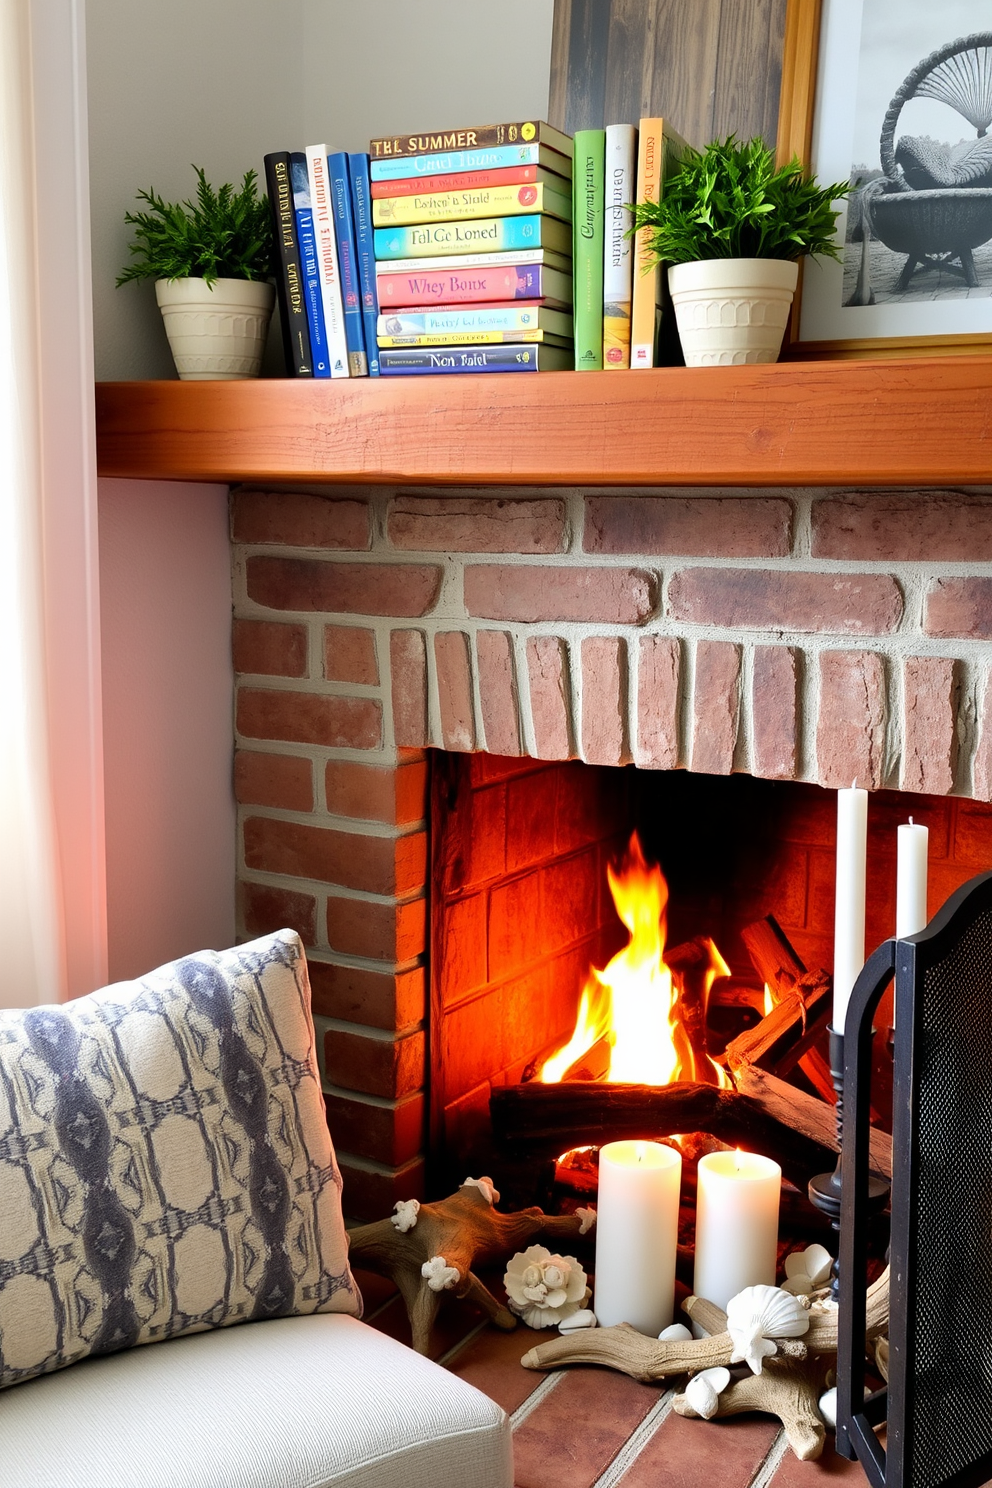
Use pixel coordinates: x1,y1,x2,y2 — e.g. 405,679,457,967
616,1409,780,1488
512,1366,661,1488
446,1323,548,1415
773,1438,874,1486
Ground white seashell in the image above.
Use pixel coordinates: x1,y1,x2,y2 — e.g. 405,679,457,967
685,1366,731,1420
462,1176,499,1205
659,1323,693,1342
819,1387,837,1430
559,1308,597,1333
726,1285,810,1375
783,1244,833,1294
576,1206,597,1234
391,1198,420,1233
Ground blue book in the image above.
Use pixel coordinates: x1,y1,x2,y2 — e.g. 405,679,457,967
328,152,368,376
290,153,330,378
348,152,380,376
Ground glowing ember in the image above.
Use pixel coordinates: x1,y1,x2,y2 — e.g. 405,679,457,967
763,982,776,1017
541,832,732,1088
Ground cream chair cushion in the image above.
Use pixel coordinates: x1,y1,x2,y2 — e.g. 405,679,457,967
0,1313,514,1488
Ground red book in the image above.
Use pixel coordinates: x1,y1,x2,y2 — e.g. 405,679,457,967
370,163,564,200
376,260,573,310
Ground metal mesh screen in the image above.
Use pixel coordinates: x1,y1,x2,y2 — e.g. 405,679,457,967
909,906,992,1488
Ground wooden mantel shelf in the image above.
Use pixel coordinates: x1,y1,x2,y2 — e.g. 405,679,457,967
95,355,992,488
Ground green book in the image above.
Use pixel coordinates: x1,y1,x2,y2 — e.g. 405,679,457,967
572,129,605,370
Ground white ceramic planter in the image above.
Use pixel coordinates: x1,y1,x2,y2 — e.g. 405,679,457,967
155,276,275,380
667,258,799,367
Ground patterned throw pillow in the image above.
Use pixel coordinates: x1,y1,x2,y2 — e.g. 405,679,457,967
0,929,360,1391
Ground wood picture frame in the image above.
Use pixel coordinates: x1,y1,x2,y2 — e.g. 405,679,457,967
778,0,992,359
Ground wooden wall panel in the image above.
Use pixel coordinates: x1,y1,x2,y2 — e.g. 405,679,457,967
549,0,789,148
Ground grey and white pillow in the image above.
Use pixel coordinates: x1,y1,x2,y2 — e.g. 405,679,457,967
0,929,360,1391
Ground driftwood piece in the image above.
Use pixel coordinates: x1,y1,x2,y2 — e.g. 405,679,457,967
523,1268,890,1463
348,1180,592,1355
736,916,835,1100
489,1080,834,1190
732,1064,893,1181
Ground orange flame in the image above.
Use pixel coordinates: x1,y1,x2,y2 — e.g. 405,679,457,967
541,833,731,1088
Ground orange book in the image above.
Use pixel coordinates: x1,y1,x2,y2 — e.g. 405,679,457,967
630,119,687,369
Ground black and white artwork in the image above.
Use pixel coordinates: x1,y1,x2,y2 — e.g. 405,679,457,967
799,0,992,347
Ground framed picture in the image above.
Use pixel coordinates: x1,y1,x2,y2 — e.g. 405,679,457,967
778,0,992,357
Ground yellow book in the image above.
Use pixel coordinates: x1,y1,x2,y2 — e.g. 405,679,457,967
630,119,688,369
377,328,572,347
373,180,572,227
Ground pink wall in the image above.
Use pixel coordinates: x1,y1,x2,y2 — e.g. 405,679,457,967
99,478,235,981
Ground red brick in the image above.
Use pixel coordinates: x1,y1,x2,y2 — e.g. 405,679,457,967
506,767,559,870
774,1439,870,1488
926,577,992,639
669,567,903,634
309,959,426,1030
902,655,957,795
324,625,378,684
465,564,656,623
231,489,370,548
477,630,521,756
512,1364,659,1488
325,757,428,825
388,493,566,552
813,490,992,561
326,894,426,962
336,1156,425,1222
239,881,316,943
232,619,307,677
954,798,992,865
244,818,427,894
324,1091,424,1167
391,630,429,748
435,631,475,751
527,636,572,759
325,1027,425,1098
435,778,507,894
236,687,381,749
816,650,887,789
581,636,626,766
234,750,313,810
584,493,793,557
616,1408,779,1488
246,557,442,616
973,673,992,802
691,640,740,775
635,635,681,769
752,645,799,780
436,892,488,1004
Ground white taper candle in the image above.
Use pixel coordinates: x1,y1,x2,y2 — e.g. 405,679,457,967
896,819,929,939
833,784,868,1032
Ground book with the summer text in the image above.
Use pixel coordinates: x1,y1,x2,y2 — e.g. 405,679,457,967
370,120,572,161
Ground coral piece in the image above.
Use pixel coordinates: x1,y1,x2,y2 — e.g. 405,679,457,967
392,1199,420,1233
726,1285,810,1374
347,1179,594,1355
505,1245,589,1328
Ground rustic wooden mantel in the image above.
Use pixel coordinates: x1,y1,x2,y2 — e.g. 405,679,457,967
95,354,992,488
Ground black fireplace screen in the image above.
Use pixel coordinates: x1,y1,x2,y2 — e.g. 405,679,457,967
838,871,992,1488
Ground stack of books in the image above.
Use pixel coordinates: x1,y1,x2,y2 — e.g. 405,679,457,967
369,121,574,376
263,147,380,378
572,119,687,372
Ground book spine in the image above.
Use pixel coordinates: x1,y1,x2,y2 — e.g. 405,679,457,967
370,121,572,160
630,119,664,369
379,344,562,373
572,129,605,371
371,163,544,199
306,146,350,378
377,247,563,274
378,329,564,347
348,153,380,376
263,151,312,376
376,263,548,307
603,124,636,370
371,142,568,182
328,153,368,377
372,181,571,227
373,215,567,260
290,153,330,378
377,305,566,335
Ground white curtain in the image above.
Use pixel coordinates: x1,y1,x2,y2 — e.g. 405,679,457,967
0,0,66,1007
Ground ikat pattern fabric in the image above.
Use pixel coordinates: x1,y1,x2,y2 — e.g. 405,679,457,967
0,929,359,1391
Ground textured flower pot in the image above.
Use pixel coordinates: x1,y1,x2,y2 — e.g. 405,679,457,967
155,276,275,380
667,258,799,367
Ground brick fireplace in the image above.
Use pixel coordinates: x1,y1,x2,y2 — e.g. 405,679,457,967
230,484,992,1218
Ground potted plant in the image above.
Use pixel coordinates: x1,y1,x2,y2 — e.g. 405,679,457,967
631,137,850,366
117,166,274,380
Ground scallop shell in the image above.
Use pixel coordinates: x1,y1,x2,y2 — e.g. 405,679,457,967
725,1284,810,1375
659,1323,693,1342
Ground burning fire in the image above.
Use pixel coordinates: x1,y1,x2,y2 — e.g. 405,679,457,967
541,833,732,1088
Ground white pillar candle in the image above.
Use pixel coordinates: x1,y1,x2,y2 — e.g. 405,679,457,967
896,820,929,939
594,1140,682,1334
833,785,868,1033
693,1150,781,1311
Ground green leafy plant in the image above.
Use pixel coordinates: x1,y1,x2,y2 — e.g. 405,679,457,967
116,166,273,286
631,136,850,265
